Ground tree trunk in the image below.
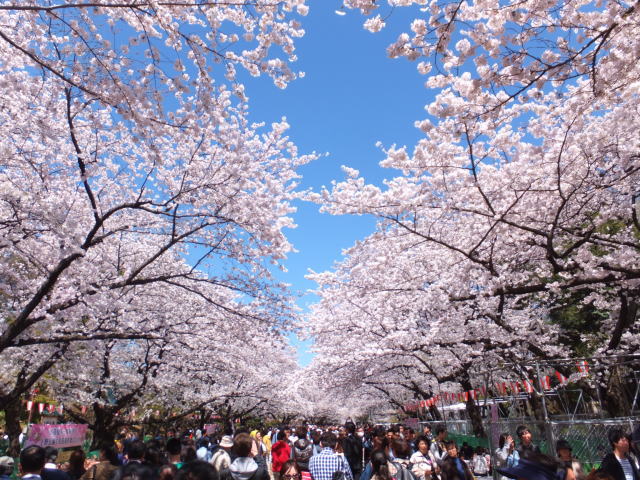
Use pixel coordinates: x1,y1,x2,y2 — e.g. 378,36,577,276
221,415,233,435
528,391,546,421
91,404,116,450
4,398,23,457
599,366,632,417
459,376,486,438
429,406,443,421
198,409,207,431
607,292,638,352
527,391,555,450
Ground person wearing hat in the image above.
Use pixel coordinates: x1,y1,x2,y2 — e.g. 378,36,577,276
0,456,14,480
600,429,639,480
497,452,561,480
555,440,584,480
210,435,233,475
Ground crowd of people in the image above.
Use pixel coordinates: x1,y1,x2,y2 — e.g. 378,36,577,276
1,423,639,480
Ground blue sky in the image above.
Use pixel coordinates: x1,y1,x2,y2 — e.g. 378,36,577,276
242,2,432,365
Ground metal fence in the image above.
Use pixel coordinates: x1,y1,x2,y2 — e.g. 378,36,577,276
421,416,639,472
550,418,638,469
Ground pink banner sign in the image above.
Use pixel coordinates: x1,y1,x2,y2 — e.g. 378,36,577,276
26,424,88,448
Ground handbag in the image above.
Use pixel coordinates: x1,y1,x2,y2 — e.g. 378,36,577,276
332,456,347,480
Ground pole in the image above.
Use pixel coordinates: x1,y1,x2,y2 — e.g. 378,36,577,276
23,389,37,450
535,361,555,454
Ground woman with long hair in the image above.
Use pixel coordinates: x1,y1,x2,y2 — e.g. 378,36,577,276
67,449,86,480
370,451,392,480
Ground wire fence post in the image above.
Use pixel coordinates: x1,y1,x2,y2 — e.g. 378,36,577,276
536,361,555,453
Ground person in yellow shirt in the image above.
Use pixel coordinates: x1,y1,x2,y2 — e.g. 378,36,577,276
261,430,272,454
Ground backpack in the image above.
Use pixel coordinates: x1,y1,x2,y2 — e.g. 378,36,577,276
293,439,313,470
331,455,348,480
472,455,488,475
392,462,417,480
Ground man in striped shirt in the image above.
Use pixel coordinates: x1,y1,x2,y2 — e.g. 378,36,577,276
601,429,639,480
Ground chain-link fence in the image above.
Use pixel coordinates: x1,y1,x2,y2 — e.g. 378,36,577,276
550,418,638,470
419,416,639,472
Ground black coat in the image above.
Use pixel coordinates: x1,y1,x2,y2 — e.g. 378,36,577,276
342,435,364,474
42,469,72,480
517,444,541,457
439,457,474,480
600,453,640,480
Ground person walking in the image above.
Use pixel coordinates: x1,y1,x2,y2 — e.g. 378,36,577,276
280,460,306,480
515,427,540,458
494,434,514,480
429,429,447,468
472,447,489,478
369,451,390,480
229,433,269,480
438,442,473,480
343,423,364,480
422,427,433,444
600,429,640,480
556,440,584,480
41,447,71,480
272,431,292,480
409,435,437,480
293,427,314,475
79,446,120,480
65,450,87,480
211,436,234,476
20,446,46,480
308,432,353,480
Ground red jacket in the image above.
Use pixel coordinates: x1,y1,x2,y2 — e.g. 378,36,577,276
272,440,292,473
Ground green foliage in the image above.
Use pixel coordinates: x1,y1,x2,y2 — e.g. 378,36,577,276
549,289,609,357
240,416,265,432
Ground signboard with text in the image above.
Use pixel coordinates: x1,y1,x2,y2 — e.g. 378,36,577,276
25,424,88,448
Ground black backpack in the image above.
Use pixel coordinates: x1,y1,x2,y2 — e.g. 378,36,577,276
391,462,417,480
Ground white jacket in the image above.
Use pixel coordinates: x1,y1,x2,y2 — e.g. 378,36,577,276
410,451,436,479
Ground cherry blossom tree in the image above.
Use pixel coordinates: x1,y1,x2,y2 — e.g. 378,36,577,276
307,0,639,421
305,222,573,431
0,0,313,453
42,277,301,445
